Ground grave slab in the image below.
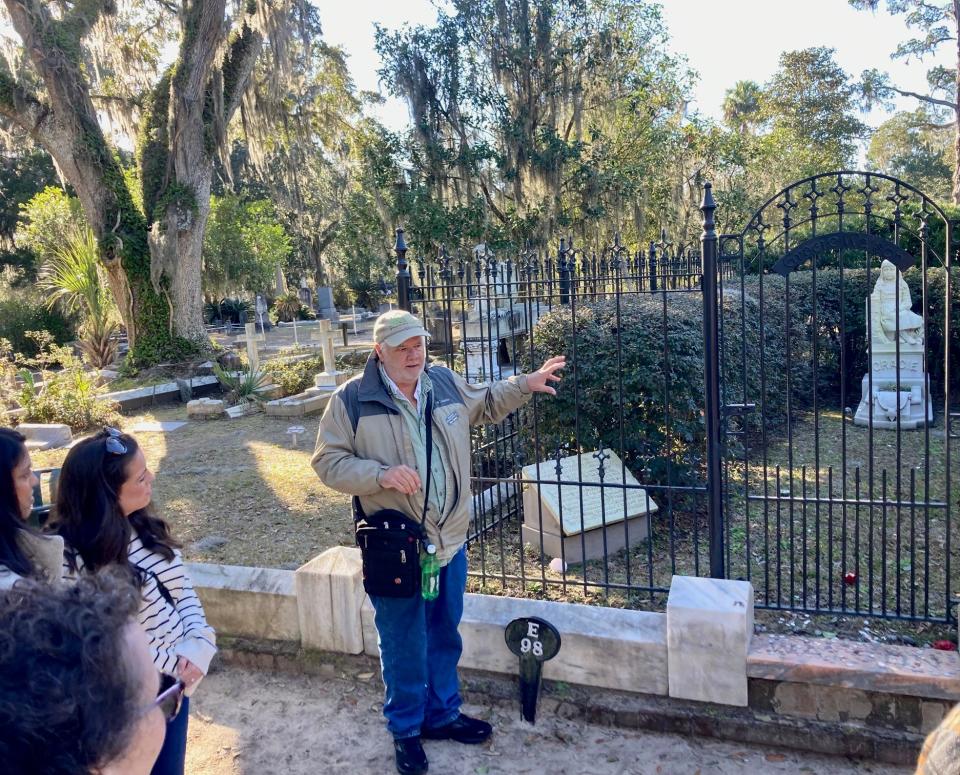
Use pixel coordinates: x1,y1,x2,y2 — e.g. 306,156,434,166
520,449,657,563
296,546,365,654
667,575,753,706
748,634,960,702
128,421,187,433
265,391,332,417
16,423,72,450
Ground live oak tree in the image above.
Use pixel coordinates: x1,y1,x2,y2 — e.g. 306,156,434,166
0,0,278,364
850,0,960,203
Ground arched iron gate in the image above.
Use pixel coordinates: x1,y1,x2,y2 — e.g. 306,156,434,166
710,170,958,623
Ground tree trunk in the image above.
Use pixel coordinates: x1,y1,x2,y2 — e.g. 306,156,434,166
1,0,263,364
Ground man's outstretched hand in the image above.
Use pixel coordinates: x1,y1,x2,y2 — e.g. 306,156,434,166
525,356,566,396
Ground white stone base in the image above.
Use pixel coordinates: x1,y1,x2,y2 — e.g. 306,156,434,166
521,515,649,565
854,370,933,430
295,546,365,654
462,340,501,383
314,370,350,388
667,575,753,706
361,591,668,696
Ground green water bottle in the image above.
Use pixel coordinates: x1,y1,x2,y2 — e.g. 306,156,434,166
421,544,440,600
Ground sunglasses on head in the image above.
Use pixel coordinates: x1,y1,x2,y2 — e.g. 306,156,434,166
153,674,185,722
97,426,127,455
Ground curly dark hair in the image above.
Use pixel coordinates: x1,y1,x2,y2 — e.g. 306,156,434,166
0,427,36,577
0,571,143,773
51,429,178,576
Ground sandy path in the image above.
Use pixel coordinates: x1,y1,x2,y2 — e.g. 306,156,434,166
185,665,909,775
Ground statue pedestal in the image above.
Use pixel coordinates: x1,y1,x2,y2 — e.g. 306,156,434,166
853,349,933,429
462,340,501,383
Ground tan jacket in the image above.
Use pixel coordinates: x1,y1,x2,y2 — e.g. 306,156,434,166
0,532,64,590
312,355,532,564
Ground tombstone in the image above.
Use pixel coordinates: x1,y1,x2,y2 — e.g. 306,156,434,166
312,319,350,387
854,260,933,429
187,397,225,420
298,283,313,308
255,295,269,332
316,286,337,321
520,449,658,564
454,258,528,382
235,322,266,370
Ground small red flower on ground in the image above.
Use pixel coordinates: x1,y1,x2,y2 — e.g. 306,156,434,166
932,640,957,651
843,571,857,586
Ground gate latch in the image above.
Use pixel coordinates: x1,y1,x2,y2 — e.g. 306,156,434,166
950,412,960,440
723,403,756,436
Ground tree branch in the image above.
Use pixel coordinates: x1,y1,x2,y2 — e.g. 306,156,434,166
887,84,957,111
0,58,51,139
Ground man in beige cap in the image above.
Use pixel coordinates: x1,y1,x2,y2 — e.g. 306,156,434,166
312,309,564,775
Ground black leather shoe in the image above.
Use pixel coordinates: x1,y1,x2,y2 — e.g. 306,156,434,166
394,737,428,775
421,713,492,744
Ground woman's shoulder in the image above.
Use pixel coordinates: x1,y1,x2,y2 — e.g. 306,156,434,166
18,533,64,584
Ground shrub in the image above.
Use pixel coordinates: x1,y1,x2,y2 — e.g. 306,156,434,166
269,293,315,324
15,333,120,431
212,364,271,405
528,290,786,488
0,288,74,356
263,355,324,397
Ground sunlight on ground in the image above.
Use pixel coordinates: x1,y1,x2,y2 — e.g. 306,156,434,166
185,716,241,775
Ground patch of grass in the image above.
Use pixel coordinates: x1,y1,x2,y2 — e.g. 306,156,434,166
31,406,354,568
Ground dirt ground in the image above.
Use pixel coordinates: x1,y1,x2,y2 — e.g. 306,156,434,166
185,665,910,775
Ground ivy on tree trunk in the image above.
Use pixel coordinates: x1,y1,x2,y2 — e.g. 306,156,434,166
0,0,263,365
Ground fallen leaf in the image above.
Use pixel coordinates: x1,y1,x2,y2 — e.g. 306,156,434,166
765,754,787,762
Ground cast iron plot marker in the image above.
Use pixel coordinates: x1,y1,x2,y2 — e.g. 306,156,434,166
504,617,561,723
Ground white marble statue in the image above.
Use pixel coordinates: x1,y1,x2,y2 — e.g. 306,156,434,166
854,259,932,429
874,260,924,346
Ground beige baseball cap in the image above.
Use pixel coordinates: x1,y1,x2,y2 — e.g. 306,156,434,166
373,310,430,347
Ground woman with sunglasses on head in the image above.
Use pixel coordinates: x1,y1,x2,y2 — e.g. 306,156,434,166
52,427,216,775
0,427,64,589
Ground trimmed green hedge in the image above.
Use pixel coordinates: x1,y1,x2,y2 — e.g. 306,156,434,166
528,290,789,487
527,267,958,487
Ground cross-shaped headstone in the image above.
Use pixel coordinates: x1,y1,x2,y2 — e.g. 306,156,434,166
235,322,266,370
312,319,349,387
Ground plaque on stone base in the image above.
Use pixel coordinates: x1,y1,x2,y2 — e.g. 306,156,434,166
520,449,657,564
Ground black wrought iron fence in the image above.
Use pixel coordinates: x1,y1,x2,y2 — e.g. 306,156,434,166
391,170,957,626
397,231,714,609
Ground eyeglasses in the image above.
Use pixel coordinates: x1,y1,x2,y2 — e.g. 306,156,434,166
153,675,185,722
98,426,128,455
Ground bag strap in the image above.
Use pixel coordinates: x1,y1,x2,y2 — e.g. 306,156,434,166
353,388,434,528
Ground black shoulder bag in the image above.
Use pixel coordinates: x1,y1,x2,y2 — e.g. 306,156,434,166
354,392,433,598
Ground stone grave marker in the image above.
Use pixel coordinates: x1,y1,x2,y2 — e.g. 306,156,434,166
235,322,266,371
312,319,349,388
520,449,657,563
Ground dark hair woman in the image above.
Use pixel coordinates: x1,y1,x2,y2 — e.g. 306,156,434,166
0,427,63,588
0,571,176,774
53,427,216,775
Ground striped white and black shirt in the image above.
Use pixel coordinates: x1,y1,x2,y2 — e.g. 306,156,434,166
65,535,217,681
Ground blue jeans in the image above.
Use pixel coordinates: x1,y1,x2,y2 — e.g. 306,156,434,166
151,695,189,775
370,546,467,740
